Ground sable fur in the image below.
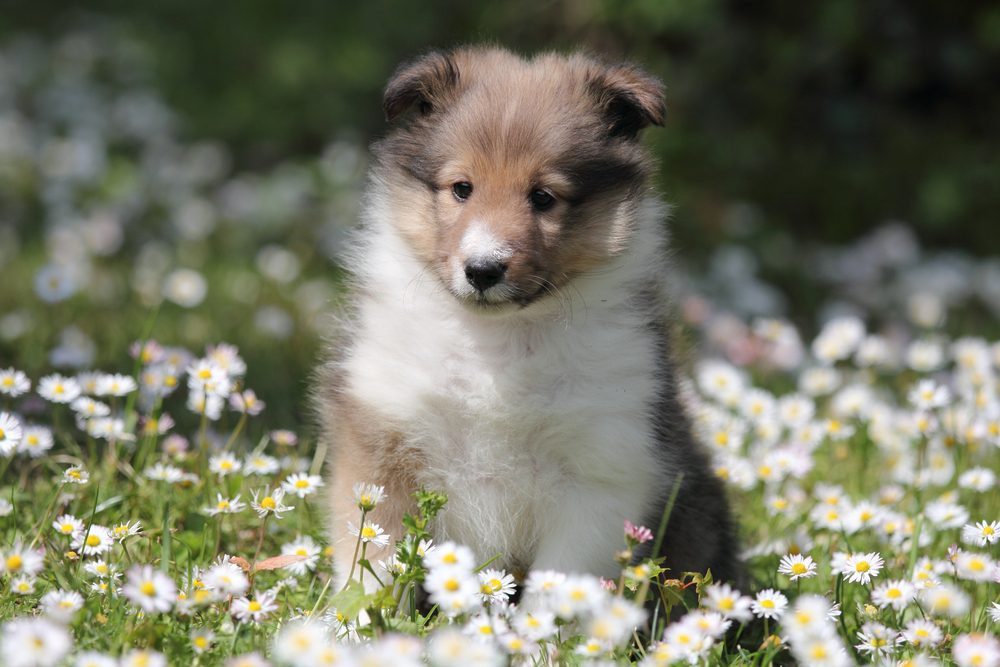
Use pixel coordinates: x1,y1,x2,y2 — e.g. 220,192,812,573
316,46,741,589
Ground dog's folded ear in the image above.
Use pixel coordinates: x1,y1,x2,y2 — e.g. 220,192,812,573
589,64,666,139
383,51,460,122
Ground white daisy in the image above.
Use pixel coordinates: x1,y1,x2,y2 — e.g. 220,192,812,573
777,553,817,580
122,565,177,614
0,368,30,397
208,451,242,477
17,425,53,457
348,520,390,547
37,374,82,404
280,535,321,575
870,579,916,611
281,472,324,498
353,482,386,511
750,588,788,619
841,552,884,584
0,617,73,667
231,590,279,623
0,412,23,456
250,487,294,519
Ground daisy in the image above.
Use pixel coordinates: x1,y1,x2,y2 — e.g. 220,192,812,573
52,514,84,538
231,590,279,623
921,583,971,618
962,520,1000,546
0,412,23,455
750,588,788,620
187,390,224,420
777,393,815,427
251,487,294,519
353,482,386,511
204,493,247,516
954,551,996,582
37,374,82,404
348,520,390,547
144,463,186,483
229,389,265,415
73,651,118,667
958,468,996,492
272,620,326,664
0,617,73,667
187,359,231,396
511,609,557,641
0,368,30,397
203,561,250,597
523,569,566,597
778,553,817,580
702,583,753,622
244,453,280,475
841,552,884,584
111,520,143,542
988,601,1000,623
10,576,36,595
120,649,167,667
40,589,85,622
551,575,608,619
855,622,899,658
17,426,53,457
901,619,944,648
952,634,1000,667
95,373,137,397
430,627,503,666
871,579,916,611
270,429,298,447
280,535,321,575
206,343,247,377
587,598,647,646
2,542,45,576
122,565,177,614
908,379,951,410
424,567,482,617
83,560,117,579
281,472,324,498
209,451,242,477
72,525,114,556
477,568,516,604
190,629,215,655
70,397,110,418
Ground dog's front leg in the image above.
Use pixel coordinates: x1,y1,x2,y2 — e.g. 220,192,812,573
530,481,648,580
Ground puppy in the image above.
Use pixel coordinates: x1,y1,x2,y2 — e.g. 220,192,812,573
318,47,740,590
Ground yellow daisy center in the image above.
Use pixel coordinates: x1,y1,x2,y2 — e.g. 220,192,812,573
86,535,101,547
6,555,23,571
261,496,276,509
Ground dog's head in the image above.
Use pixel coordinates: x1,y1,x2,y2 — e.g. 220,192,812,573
374,47,664,312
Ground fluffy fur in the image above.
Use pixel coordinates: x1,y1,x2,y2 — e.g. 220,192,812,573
317,47,740,589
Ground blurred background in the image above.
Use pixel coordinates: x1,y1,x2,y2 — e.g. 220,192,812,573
2,1,999,428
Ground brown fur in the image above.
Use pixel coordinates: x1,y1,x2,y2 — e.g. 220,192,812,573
374,47,664,309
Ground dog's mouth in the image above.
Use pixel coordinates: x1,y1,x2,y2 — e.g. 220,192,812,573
452,281,548,312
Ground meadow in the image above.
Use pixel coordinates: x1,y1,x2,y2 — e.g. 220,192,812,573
1,26,999,667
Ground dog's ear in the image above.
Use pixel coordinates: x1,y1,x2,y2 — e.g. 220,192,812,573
383,51,460,122
589,64,665,139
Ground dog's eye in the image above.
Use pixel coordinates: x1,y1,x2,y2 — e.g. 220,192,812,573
529,189,555,212
452,182,473,201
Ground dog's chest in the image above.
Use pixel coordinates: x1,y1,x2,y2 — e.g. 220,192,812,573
346,298,661,565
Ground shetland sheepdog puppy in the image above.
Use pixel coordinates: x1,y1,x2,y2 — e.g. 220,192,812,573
317,47,740,591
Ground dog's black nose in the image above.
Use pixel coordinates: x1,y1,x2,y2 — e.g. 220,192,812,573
465,258,507,292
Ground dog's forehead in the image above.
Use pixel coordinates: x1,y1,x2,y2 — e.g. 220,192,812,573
439,56,599,171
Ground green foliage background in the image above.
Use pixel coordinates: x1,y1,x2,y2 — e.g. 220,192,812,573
10,0,1000,252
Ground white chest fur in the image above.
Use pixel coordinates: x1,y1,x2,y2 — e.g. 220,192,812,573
341,200,669,576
